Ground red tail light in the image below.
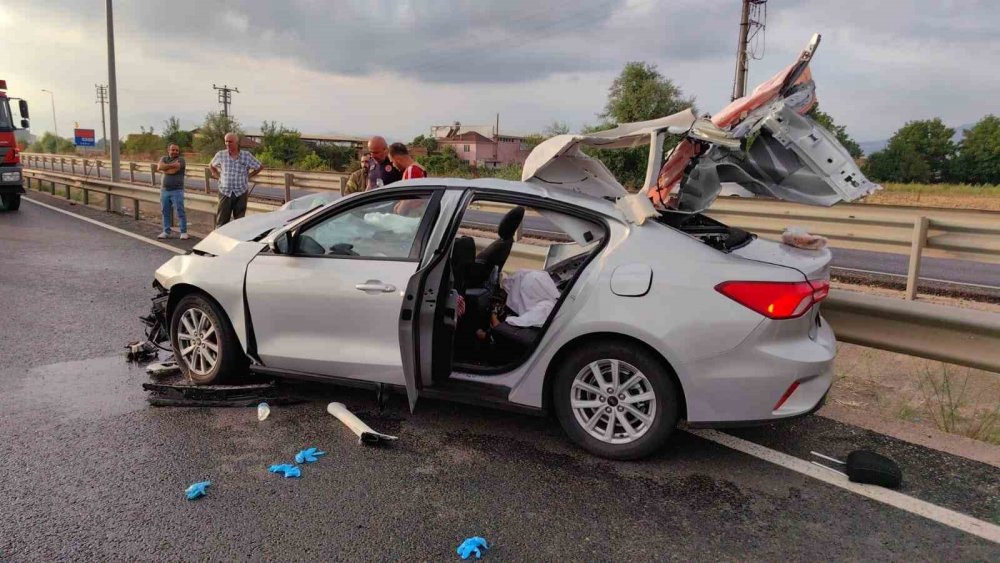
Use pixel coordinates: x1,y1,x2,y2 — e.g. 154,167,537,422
715,279,829,320
10,146,19,164
2,146,18,164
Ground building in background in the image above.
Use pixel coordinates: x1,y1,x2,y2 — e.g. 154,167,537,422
431,122,530,168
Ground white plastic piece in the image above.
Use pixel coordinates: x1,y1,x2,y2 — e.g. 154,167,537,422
327,402,398,445
257,402,270,421
614,192,658,225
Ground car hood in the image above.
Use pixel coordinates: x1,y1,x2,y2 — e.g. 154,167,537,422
193,209,303,255
522,33,880,214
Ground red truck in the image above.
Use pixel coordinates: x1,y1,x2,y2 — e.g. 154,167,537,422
0,79,29,211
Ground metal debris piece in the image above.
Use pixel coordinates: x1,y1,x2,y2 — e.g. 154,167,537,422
142,381,298,407
327,402,398,445
125,340,157,362
146,359,181,377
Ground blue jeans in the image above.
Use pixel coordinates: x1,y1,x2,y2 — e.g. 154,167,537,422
161,189,187,234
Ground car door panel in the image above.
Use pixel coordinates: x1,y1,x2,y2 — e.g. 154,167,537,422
246,256,417,384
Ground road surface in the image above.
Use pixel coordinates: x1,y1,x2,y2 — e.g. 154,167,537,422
0,194,997,560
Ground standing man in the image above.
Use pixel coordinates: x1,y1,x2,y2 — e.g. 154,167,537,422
388,143,426,179
156,143,188,239
343,152,370,196
209,133,263,227
365,136,402,190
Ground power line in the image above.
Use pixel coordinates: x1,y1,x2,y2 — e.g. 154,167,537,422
212,83,240,118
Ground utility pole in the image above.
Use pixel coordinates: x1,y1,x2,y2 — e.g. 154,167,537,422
731,0,768,101
106,0,121,182
212,84,239,118
96,84,109,155
40,89,57,136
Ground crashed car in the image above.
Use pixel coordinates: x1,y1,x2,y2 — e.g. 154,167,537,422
146,35,877,459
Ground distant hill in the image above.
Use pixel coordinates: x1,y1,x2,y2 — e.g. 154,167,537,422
859,123,975,156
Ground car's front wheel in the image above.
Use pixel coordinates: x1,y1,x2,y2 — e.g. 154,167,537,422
553,341,680,460
170,293,246,384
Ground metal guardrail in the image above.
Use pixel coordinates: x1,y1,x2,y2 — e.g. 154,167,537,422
21,168,1000,373
22,153,349,201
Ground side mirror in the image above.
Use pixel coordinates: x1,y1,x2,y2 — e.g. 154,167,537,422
18,100,28,119
20,119,29,129
271,230,293,254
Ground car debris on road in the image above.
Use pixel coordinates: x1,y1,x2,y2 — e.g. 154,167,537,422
257,402,271,421
327,402,398,445
811,450,903,489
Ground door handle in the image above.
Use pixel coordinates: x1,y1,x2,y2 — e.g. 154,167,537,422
355,280,397,293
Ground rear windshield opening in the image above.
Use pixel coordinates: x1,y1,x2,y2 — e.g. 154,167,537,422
655,210,754,252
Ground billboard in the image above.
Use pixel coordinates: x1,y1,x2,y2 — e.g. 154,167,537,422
74,128,96,147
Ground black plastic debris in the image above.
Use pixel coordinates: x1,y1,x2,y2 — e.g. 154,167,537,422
811,450,903,489
143,381,301,408
125,340,158,363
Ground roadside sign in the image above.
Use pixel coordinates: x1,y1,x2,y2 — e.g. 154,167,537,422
74,128,96,147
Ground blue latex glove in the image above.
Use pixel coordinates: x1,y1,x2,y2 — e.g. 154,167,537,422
295,447,327,464
457,537,489,560
268,464,302,478
185,481,211,500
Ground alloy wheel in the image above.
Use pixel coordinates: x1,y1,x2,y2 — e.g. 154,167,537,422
570,359,657,445
176,308,220,376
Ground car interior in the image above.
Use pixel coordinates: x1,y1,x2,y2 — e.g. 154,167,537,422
436,198,607,377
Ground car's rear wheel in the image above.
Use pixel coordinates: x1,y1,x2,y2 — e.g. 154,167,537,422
170,293,246,384
553,341,679,460
1,193,20,211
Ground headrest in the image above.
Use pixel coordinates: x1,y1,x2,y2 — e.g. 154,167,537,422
498,206,525,240
451,236,476,268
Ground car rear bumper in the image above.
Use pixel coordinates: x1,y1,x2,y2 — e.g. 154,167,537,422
676,313,837,425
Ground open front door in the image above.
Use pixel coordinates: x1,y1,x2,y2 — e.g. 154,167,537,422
398,190,466,411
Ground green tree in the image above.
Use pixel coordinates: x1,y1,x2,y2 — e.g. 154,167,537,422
296,151,328,171
864,144,932,183
543,121,570,136
953,115,1000,184
194,112,243,156
867,118,956,183
417,145,472,177
410,134,439,153
162,116,193,150
121,126,164,157
313,144,357,171
807,105,862,159
588,61,695,190
257,121,307,166
28,132,76,154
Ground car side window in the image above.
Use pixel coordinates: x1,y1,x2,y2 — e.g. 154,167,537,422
296,195,431,259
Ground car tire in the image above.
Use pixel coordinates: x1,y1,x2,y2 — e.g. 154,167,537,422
170,293,247,385
1,193,20,211
553,341,679,460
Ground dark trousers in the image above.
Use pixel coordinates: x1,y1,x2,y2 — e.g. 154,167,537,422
216,192,248,227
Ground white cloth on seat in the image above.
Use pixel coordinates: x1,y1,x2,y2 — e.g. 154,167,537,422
502,270,561,328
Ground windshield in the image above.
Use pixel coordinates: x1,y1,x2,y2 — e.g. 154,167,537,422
0,99,12,131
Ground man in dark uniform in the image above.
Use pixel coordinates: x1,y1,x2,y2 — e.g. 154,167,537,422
365,136,403,190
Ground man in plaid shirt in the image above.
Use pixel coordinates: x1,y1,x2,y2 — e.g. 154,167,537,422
209,133,264,226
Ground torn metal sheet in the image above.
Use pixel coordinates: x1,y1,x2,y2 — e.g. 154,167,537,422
327,402,398,445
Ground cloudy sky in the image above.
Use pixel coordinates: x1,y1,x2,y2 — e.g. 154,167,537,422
4,0,997,145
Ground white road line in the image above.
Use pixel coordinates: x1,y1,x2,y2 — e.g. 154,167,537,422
23,197,184,255
688,429,1000,544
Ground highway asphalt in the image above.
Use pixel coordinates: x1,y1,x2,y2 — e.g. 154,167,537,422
29,160,1000,291
0,194,997,560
